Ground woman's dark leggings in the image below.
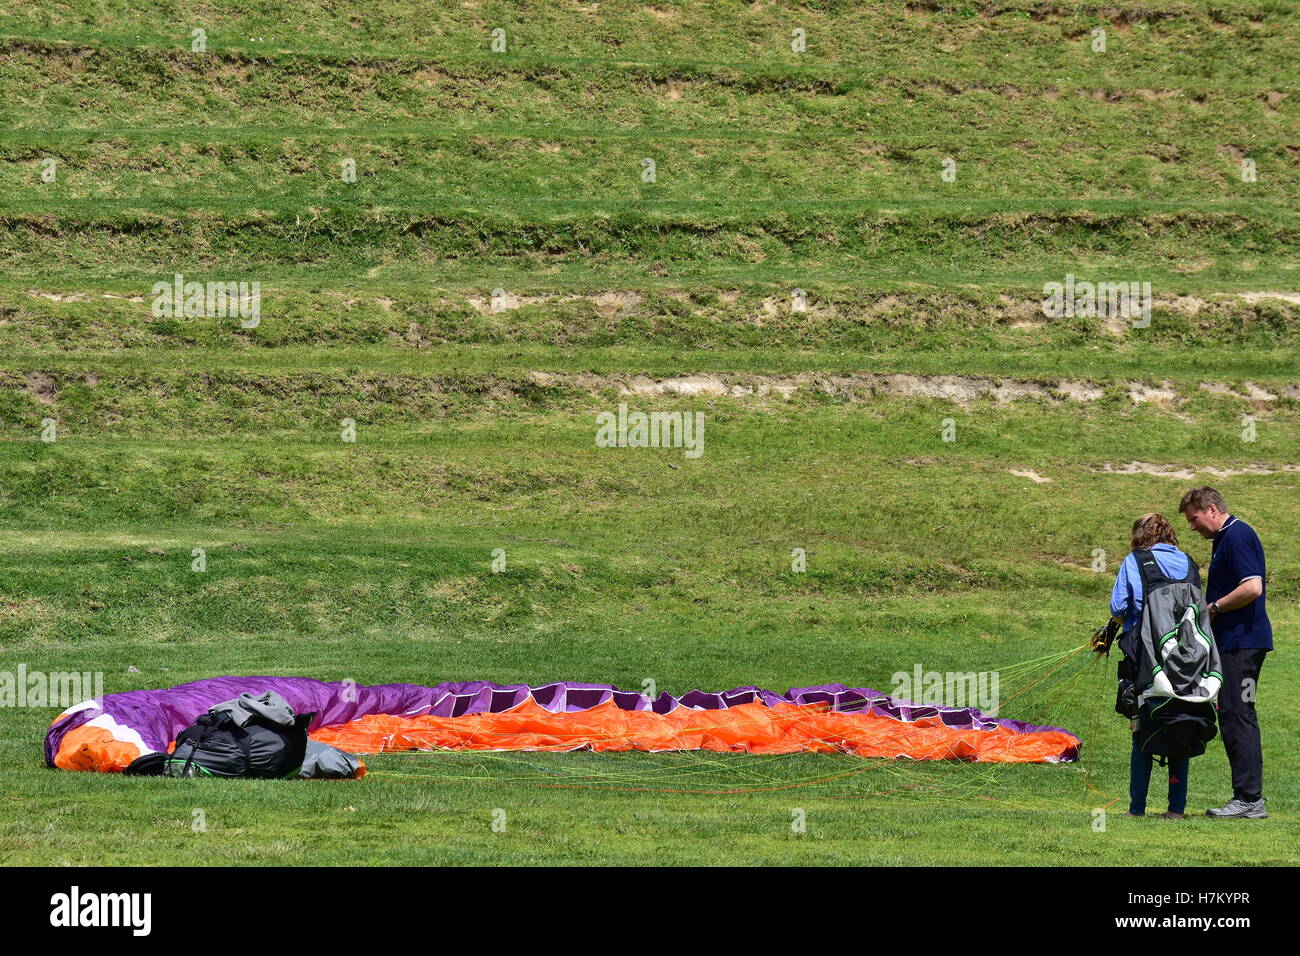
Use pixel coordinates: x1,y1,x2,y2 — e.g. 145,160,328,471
1130,736,1189,815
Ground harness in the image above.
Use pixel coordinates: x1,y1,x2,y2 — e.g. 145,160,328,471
1133,546,1200,595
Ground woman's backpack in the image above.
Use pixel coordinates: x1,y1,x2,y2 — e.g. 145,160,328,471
1116,549,1223,764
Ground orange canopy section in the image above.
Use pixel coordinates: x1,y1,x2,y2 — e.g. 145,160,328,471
52,723,146,773
310,698,1077,763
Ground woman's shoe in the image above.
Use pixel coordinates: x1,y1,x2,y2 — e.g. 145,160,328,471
1160,811,1185,820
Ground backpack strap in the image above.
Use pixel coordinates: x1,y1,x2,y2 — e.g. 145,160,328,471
1134,548,1201,592
178,710,241,777
1132,548,1170,593
179,713,223,777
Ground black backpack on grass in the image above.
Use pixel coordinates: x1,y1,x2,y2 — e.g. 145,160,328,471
126,691,312,779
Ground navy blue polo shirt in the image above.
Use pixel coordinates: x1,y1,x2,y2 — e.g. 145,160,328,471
1206,515,1273,651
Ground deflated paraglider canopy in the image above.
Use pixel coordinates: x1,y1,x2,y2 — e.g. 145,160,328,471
46,676,1081,776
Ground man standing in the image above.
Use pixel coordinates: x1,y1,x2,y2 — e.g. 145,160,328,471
1179,487,1272,819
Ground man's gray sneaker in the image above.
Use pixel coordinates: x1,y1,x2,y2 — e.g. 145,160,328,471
1206,798,1268,819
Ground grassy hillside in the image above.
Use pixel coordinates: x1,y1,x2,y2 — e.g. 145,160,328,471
0,1,1296,865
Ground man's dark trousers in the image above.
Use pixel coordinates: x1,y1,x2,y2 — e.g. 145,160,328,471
1218,648,1267,802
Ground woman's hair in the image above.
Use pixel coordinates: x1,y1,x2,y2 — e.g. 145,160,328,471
1131,513,1179,550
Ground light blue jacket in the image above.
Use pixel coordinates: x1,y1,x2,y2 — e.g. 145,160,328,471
1109,543,1191,633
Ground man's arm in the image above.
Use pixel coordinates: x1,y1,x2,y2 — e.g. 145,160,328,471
1210,526,1266,620
1210,577,1263,618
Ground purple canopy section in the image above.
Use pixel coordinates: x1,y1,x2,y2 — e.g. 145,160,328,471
45,676,1079,766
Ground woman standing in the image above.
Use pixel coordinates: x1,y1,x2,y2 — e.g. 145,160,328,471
1108,514,1195,819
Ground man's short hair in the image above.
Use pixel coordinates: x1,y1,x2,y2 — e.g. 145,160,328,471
1179,486,1226,515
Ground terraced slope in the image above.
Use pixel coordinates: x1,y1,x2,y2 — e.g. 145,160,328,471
0,1,1296,866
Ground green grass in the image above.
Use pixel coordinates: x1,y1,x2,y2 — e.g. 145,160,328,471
1,0,1294,288
3,395,1297,864
0,0,1296,866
